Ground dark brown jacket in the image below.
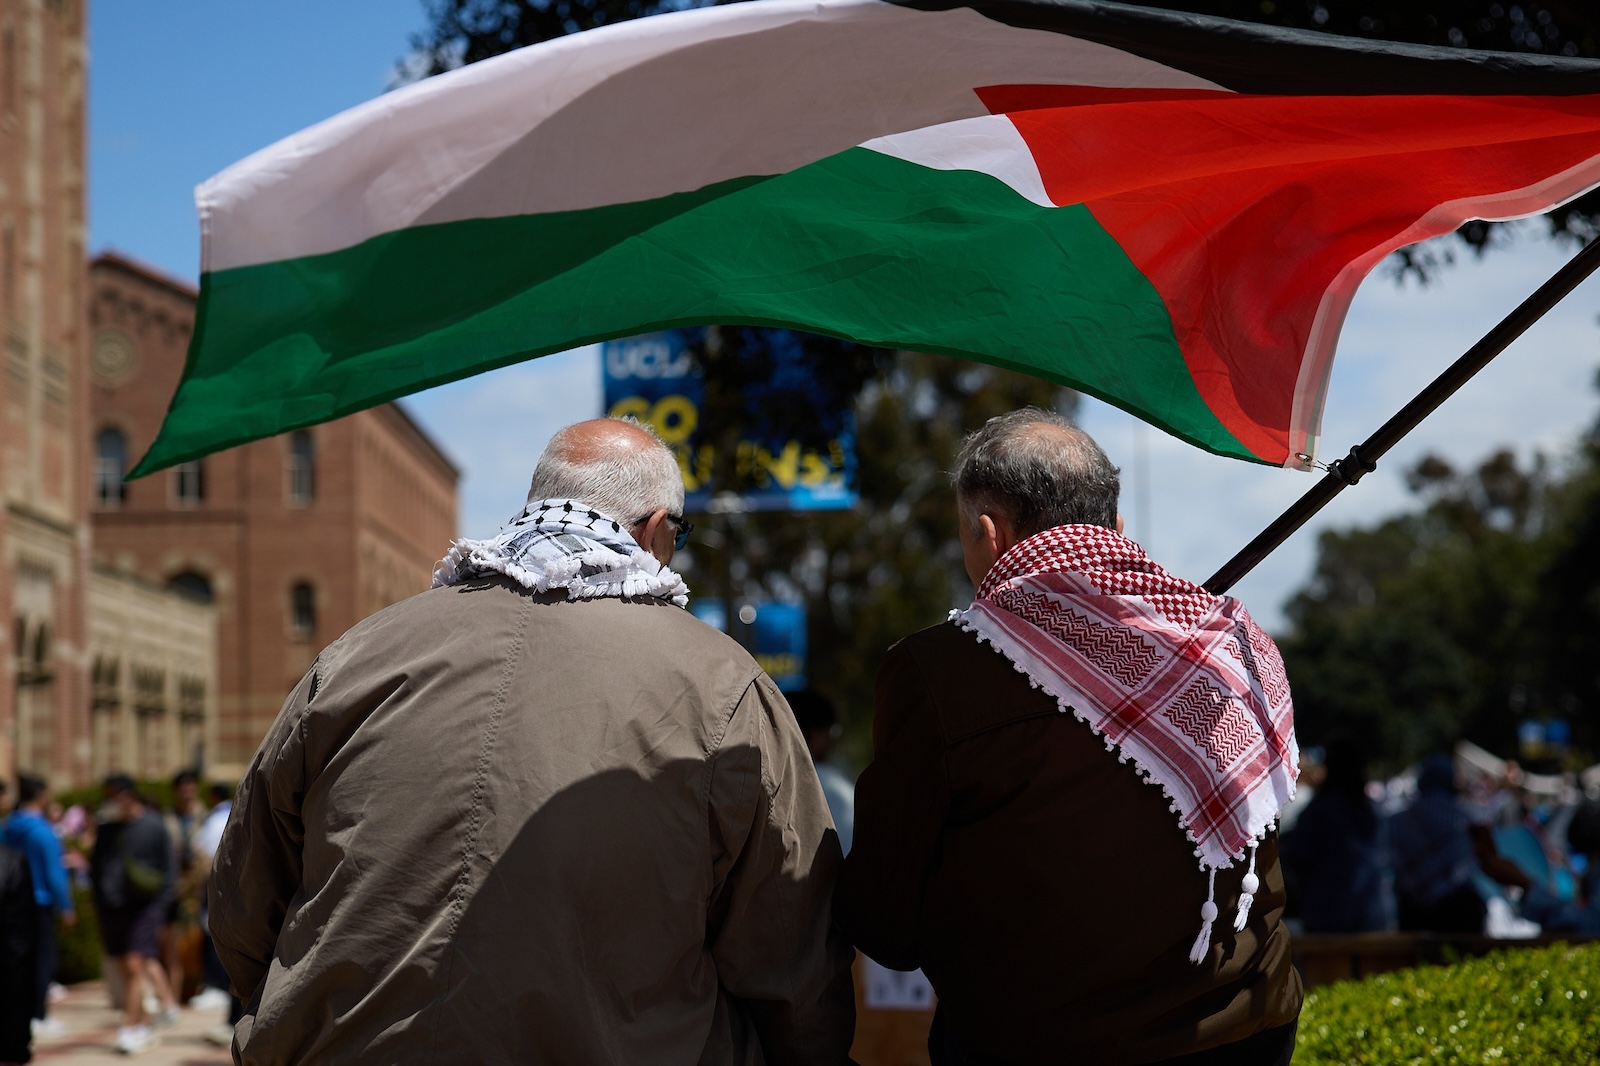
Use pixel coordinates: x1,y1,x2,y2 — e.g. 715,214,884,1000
836,622,1300,1064
211,578,855,1065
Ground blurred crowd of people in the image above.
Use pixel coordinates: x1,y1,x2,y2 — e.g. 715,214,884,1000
1279,742,1600,941
0,769,238,1061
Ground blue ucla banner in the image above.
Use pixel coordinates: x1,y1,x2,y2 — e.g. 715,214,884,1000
602,329,858,512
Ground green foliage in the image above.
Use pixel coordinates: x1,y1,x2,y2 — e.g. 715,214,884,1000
56,778,181,814
56,885,102,984
1276,434,1600,767
678,352,1070,760
1296,941,1600,1064
411,0,727,74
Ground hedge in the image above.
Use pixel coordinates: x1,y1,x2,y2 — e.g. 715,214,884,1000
56,884,101,984
56,778,184,814
1296,941,1600,1064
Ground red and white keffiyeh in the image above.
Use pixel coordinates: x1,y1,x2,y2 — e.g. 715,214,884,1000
952,524,1298,962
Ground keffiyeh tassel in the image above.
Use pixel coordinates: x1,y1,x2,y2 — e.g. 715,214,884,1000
1189,868,1218,965
1233,844,1261,932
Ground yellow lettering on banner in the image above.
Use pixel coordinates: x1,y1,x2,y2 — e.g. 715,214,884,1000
691,444,714,487
651,395,698,444
676,442,716,492
608,397,652,422
608,394,699,445
606,402,848,499
764,441,801,490
756,653,800,679
800,450,831,487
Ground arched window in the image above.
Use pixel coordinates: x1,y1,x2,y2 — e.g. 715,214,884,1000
94,428,127,507
290,582,316,638
168,571,213,604
17,621,51,686
287,431,314,503
172,460,204,506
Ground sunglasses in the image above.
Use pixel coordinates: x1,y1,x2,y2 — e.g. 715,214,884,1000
632,511,694,551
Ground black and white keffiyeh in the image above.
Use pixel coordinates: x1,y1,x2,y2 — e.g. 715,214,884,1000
432,498,690,607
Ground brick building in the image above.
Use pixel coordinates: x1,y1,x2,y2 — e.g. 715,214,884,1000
88,253,459,778
0,0,91,785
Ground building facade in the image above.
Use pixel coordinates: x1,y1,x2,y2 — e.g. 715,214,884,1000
86,566,218,782
88,253,459,779
0,5,457,789
0,0,91,785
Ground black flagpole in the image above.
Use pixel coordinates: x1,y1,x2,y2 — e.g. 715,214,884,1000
1204,236,1600,596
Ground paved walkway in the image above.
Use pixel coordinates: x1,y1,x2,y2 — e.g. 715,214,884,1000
28,983,233,1065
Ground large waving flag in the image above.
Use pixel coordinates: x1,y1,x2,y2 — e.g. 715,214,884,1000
132,0,1600,476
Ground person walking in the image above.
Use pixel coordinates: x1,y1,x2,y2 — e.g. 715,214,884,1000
161,770,206,1005
89,775,179,1055
3,775,74,1040
0,840,36,1065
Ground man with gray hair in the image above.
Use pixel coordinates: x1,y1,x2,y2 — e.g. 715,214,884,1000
837,409,1302,1065
210,418,855,1064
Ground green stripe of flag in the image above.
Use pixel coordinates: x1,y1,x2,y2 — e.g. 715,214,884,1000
135,147,1248,476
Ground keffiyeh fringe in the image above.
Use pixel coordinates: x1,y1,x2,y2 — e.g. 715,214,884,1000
952,523,1297,964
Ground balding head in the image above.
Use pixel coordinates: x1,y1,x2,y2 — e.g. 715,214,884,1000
953,408,1120,538
527,417,685,521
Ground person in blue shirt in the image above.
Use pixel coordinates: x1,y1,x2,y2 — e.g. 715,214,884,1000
1280,740,1388,933
2,775,75,1038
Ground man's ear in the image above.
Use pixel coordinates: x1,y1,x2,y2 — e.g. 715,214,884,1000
983,511,1018,560
632,508,674,564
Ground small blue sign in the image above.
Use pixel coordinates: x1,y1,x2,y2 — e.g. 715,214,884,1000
750,602,807,691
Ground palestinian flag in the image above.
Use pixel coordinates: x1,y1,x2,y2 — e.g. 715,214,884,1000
133,0,1600,476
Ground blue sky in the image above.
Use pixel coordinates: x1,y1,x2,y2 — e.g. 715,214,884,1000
89,3,1600,630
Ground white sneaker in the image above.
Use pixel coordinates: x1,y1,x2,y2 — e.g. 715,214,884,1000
31,1017,67,1039
115,1024,157,1055
1485,895,1541,939
47,981,67,1004
152,1006,181,1029
189,987,231,1010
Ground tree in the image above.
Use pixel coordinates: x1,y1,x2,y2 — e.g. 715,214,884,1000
1524,408,1600,736
1276,430,1600,768
412,0,694,73
701,355,1068,761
